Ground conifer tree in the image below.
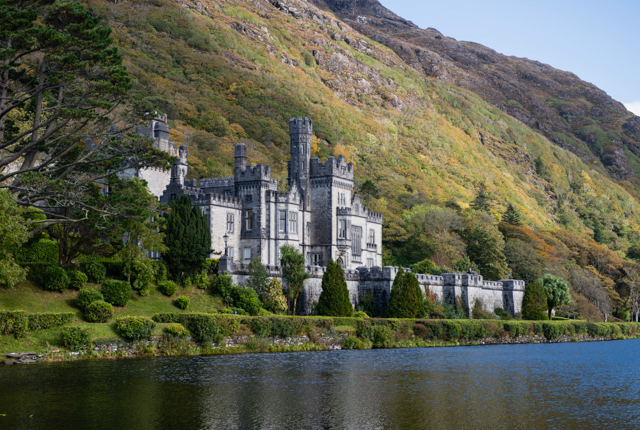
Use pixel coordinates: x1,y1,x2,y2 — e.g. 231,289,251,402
502,203,523,226
162,195,211,280
521,280,548,320
387,268,426,318
315,259,353,317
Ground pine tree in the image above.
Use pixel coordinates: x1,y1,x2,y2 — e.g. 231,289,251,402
387,268,426,318
162,195,211,280
315,259,353,317
521,280,548,320
462,212,509,281
502,203,523,226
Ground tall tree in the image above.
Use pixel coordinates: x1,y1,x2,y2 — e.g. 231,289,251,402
162,195,211,280
541,274,571,320
245,257,269,295
502,203,523,226
472,182,493,212
0,0,171,229
503,239,544,284
280,244,309,315
315,259,353,317
387,268,426,319
521,280,548,320
461,211,509,281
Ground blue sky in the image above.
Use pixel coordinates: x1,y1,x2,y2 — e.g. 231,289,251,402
378,0,640,115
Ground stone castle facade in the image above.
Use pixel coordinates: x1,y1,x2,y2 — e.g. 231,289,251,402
132,115,525,315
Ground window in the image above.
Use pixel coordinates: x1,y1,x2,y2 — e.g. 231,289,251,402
226,213,234,233
289,212,298,234
367,258,374,268
311,253,323,266
245,210,253,230
368,229,375,244
243,247,251,261
279,210,287,232
352,226,362,255
338,220,347,239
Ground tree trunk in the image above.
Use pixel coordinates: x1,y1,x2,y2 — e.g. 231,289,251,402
20,59,46,171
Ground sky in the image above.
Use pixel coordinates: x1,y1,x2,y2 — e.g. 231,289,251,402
378,0,640,116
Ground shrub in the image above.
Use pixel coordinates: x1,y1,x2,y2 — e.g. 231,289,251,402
84,260,106,283
154,261,168,283
244,336,271,353
101,280,131,307
342,336,372,350
0,310,28,338
522,280,548,320
61,326,92,350
163,323,189,338
84,300,114,323
315,259,353,317
259,278,287,315
209,273,233,304
231,286,262,316
41,265,69,292
152,313,233,344
387,269,425,318
115,316,156,340
353,311,368,318
193,271,209,289
175,295,190,310
67,270,88,290
103,260,125,279
371,325,395,348
77,288,104,311
128,258,155,293
159,280,178,297
28,312,73,330
357,294,380,318
445,321,462,340
542,323,561,340
14,239,58,264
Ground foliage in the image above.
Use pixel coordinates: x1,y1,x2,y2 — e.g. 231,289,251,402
0,191,27,288
411,258,440,275
152,313,234,344
357,294,380,318
503,239,544,284
76,288,104,311
162,195,211,280
315,259,353,317
522,280,548,321
83,300,114,322
387,268,426,318
14,239,58,265
353,311,368,318
0,310,29,338
84,259,106,284
115,316,156,340
101,280,132,307
126,258,156,295
67,270,88,290
452,256,480,274
163,323,189,338
461,212,509,281
231,287,262,316
27,312,74,331
258,278,287,315
502,203,523,226
61,326,92,350
471,299,493,320
280,244,309,315
209,273,234,304
541,274,572,320
158,280,178,297
193,270,209,289
40,265,69,292
175,295,190,310
245,258,269,294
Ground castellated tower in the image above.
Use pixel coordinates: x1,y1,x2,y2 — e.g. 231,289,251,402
288,117,312,195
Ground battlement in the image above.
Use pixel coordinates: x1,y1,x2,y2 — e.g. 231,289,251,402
367,211,383,224
201,177,235,188
235,164,272,182
289,117,313,135
336,207,351,216
309,156,355,180
198,192,242,208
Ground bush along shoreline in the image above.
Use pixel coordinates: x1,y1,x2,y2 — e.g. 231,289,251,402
2,313,640,363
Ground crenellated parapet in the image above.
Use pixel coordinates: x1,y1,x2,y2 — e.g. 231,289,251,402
201,177,235,188
309,155,354,180
198,193,242,209
235,164,272,182
367,211,383,224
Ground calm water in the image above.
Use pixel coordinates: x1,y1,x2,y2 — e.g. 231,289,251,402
1,340,640,429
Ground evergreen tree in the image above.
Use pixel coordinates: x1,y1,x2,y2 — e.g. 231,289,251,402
315,259,353,317
162,195,211,280
472,182,493,211
502,203,523,226
246,258,269,294
541,274,571,320
387,268,426,318
461,212,509,281
280,244,309,315
521,280,548,320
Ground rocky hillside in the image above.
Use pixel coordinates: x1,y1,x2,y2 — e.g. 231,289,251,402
310,0,640,183
86,0,640,253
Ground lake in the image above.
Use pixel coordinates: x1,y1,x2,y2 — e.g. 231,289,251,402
1,340,639,429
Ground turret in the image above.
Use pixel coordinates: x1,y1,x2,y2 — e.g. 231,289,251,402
288,117,312,191
234,143,247,176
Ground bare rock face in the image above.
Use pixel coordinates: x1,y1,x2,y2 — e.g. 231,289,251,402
309,0,640,181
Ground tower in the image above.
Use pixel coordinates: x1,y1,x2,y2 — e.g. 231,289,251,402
288,117,312,192
234,143,247,176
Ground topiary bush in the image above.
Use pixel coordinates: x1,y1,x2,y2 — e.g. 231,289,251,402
164,323,189,338
175,295,190,310
84,260,106,284
101,280,131,307
84,300,114,323
41,265,70,292
76,288,104,311
28,312,73,331
61,326,92,350
115,316,156,340
128,258,155,294
231,286,262,316
159,280,178,297
67,270,88,290
315,259,353,317
14,239,58,264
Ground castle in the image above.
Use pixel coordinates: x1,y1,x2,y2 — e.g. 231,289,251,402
132,115,525,315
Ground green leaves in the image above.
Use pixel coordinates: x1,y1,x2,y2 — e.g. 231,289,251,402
316,259,353,317
280,244,309,315
387,268,426,319
541,274,571,319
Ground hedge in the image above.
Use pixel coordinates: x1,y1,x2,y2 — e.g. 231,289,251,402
41,265,70,292
14,239,58,264
115,316,156,340
152,313,241,344
0,311,73,338
61,326,92,350
101,280,131,307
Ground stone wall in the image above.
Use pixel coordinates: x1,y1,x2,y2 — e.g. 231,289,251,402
221,257,525,316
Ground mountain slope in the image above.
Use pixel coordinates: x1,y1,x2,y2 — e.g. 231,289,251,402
310,0,640,183
86,0,640,252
